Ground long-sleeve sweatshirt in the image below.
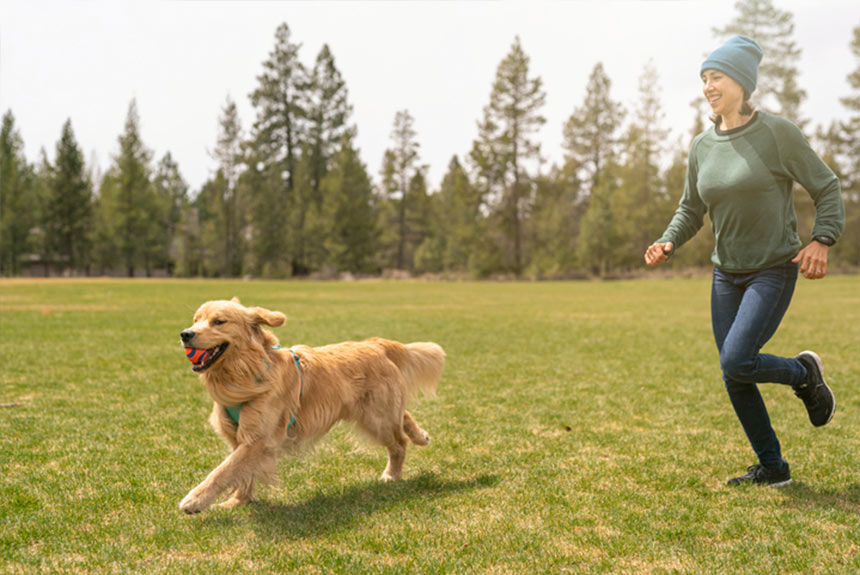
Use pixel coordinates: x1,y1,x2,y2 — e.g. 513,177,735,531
658,111,845,273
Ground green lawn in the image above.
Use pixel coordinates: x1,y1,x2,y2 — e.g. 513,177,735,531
1,277,858,574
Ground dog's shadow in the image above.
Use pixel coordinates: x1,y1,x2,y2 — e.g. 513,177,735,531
216,472,499,539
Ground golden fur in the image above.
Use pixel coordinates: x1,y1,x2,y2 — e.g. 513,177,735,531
178,298,444,514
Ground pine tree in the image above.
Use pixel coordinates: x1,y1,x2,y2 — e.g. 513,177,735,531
562,62,624,198
611,61,673,270
471,36,546,276
304,44,353,205
211,97,244,276
528,168,578,278
113,99,153,277
92,166,120,274
46,119,92,275
577,160,621,277
376,149,401,270
0,111,36,276
248,22,306,276
713,0,806,125
430,156,485,274
195,171,229,277
296,44,354,272
828,23,860,267
384,109,422,270
31,149,53,276
319,134,378,273
840,23,860,196
152,152,188,275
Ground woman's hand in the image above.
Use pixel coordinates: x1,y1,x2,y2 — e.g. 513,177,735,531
792,241,830,280
644,242,674,266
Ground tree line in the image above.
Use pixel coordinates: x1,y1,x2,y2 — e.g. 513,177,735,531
2,1,859,279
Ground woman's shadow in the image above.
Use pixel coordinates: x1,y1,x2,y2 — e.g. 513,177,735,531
780,481,860,513
224,472,498,539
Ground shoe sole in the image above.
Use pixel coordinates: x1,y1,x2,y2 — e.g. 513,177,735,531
798,350,835,426
727,477,793,488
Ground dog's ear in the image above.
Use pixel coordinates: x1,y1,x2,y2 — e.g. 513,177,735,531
247,306,286,328
231,296,241,304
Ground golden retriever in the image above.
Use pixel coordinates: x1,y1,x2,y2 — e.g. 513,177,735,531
178,297,444,514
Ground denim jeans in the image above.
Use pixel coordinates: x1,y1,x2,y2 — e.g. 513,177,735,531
711,261,807,466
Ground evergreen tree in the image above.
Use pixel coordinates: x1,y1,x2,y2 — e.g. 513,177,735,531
528,168,579,278
827,23,860,267
383,109,422,270
427,156,485,274
112,100,154,277
319,134,378,273
714,0,806,125
471,36,546,276
152,152,188,275
375,149,401,270
840,23,860,196
195,171,229,277
304,44,353,205
577,160,621,276
611,61,673,269
248,22,306,276
296,44,354,272
0,111,36,276
31,149,53,276
404,169,432,270
562,62,624,198
46,119,92,275
211,97,244,276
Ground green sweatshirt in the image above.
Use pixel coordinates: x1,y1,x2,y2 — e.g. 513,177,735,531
658,111,844,273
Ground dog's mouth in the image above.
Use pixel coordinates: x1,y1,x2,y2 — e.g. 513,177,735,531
192,342,230,372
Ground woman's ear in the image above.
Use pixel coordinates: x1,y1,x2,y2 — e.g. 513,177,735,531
247,306,286,327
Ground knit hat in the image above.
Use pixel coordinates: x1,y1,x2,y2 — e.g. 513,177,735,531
700,35,763,95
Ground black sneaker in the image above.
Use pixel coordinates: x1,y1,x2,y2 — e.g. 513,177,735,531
727,463,792,487
793,351,835,427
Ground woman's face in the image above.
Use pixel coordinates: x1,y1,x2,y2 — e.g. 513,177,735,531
702,69,744,117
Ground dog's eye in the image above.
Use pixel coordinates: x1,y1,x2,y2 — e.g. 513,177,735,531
212,319,227,326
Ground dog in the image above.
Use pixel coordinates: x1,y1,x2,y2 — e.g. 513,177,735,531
177,297,444,514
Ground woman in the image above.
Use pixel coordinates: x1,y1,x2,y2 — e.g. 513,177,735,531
645,35,845,486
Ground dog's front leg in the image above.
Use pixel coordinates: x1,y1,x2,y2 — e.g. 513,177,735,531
179,441,269,514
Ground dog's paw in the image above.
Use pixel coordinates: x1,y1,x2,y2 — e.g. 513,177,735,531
179,490,209,514
380,471,401,482
414,431,431,446
214,496,250,510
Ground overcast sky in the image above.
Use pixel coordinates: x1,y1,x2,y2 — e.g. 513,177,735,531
2,0,859,194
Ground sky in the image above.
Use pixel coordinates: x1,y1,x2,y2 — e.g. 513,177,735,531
1,0,859,195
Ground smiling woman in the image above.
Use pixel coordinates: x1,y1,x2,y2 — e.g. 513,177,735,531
644,34,845,489
699,35,760,130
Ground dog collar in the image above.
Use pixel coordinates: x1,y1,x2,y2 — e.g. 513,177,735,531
225,346,303,429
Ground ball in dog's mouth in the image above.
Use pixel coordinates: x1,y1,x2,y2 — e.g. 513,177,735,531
185,343,229,372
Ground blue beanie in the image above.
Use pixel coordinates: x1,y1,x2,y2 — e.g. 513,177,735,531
700,35,763,95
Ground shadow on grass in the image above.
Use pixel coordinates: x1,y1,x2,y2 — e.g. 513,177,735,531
209,472,499,539
780,481,860,513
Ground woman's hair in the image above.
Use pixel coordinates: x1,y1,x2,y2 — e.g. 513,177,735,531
710,89,755,126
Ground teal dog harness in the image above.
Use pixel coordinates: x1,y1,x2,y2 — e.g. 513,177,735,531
224,345,303,430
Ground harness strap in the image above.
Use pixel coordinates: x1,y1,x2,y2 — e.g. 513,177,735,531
225,345,303,429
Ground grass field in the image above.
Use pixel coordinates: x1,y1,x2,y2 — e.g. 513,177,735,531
1,277,859,574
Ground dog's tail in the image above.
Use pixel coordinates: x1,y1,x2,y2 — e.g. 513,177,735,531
375,338,445,395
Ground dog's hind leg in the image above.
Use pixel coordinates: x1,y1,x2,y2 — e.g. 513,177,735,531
403,411,430,446
380,432,408,482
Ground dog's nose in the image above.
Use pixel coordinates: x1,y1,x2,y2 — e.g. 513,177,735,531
180,330,196,345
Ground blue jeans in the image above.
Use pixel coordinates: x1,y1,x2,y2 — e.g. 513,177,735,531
711,261,807,466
